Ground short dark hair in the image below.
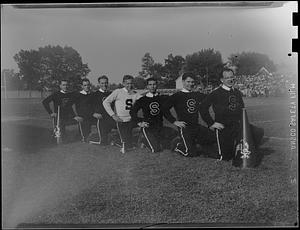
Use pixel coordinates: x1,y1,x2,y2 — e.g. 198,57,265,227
81,78,90,84
146,77,157,84
98,75,108,82
182,72,195,81
123,75,134,82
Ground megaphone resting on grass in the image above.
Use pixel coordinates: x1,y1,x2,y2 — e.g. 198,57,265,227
232,108,257,168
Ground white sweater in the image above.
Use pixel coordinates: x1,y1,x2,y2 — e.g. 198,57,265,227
103,88,141,122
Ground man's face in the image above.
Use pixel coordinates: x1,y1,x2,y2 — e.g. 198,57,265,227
60,81,68,92
82,81,91,92
183,77,195,91
221,71,235,88
98,78,108,92
147,80,157,94
123,79,134,91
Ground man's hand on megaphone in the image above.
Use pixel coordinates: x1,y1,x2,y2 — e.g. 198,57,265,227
174,121,187,128
50,113,57,118
210,122,224,130
138,121,149,128
112,114,123,122
93,113,103,119
74,116,83,123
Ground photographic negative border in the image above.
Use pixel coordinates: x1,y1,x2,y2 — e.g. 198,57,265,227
2,1,298,229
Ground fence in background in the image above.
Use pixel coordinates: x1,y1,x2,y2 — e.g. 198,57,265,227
2,89,181,99
1,90,52,99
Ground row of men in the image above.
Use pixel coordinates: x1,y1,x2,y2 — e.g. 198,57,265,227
42,69,264,160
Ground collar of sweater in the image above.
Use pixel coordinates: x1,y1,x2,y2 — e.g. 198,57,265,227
146,92,159,97
221,84,232,91
99,88,107,93
181,88,192,93
80,90,90,95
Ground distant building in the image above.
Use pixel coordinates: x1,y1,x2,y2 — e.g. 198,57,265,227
175,75,183,89
255,66,272,77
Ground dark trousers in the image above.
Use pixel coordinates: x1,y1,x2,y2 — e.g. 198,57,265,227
60,119,67,139
116,121,134,148
141,126,176,152
78,118,94,141
215,123,240,160
215,122,264,161
176,124,216,157
96,117,116,145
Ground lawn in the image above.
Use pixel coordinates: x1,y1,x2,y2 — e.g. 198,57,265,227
1,96,298,228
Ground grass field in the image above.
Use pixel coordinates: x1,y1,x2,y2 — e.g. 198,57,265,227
1,97,298,228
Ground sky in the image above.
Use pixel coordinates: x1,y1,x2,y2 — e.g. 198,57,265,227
1,2,298,84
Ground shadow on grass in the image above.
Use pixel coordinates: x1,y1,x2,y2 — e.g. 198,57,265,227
198,142,275,168
255,146,275,167
1,122,79,154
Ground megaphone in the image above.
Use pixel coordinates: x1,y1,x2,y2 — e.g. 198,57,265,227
54,105,62,144
232,108,257,168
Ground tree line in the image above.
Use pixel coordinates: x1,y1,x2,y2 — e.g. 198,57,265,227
2,45,277,91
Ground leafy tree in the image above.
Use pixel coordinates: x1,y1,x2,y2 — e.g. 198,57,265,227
139,52,167,87
133,76,146,89
149,63,166,79
13,49,41,92
1,69,24,90
183,48,223,87
164,54,185,81
14,45,90,92
163,54,185,88
139,52,155,78
228,52,276,75
90,83,98,91
109,83,123,91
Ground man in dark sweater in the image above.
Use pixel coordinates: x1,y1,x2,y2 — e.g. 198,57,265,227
72,78,94,142
162,72,216,157
42,79,74,142
90,75,116,145
130,77,177,153
200,68,264,161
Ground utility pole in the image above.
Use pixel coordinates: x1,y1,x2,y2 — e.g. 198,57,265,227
2,69,10,100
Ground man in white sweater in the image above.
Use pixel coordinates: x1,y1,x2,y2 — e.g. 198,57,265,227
103,75,141,153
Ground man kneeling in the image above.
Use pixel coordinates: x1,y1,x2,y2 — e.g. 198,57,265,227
130,78,177,153
162,72,216,157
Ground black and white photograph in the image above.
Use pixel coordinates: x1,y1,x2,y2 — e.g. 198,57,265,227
1,2,298,228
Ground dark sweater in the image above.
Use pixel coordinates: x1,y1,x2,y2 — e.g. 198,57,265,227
199,86,244,127
91,90,112,118
42,91,74,119
130,93,169,128
162,90,206,125
72,91,94,118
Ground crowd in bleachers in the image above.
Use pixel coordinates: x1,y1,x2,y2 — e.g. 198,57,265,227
145,72,292,98
233,74,290,97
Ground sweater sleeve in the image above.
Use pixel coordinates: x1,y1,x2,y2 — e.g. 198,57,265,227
70,92,79,116
162,93,177,124
103,89,118,117
91,92,100,114
136,93,143,101
129,98,144,125
199,93,215,127
42,93,55,115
